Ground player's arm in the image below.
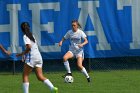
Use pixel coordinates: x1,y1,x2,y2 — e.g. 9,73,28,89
78,37,88,48
0,44,11,55
58,37,66,46
0,44,7,53
59,31,70,46
16,44,31,57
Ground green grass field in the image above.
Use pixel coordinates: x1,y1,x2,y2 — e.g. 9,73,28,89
0,70,140,93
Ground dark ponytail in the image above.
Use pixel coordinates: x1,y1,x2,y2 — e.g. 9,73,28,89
21,22,35,43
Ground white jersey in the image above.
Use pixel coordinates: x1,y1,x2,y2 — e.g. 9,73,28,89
64,29,87,52
23,35,42,68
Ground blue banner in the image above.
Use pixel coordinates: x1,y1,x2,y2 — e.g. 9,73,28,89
0,0,140,60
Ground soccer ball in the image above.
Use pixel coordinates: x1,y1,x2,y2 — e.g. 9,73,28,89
64,76,74,83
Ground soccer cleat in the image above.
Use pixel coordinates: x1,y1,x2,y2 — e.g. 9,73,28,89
51,87,58,93
62,73,72,78
87,77,91,82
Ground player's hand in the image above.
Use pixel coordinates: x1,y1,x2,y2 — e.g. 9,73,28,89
5,51,11,56
58,41,62,46
78,44,83,48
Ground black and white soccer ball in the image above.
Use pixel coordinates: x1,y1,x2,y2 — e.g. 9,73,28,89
64,75,74,83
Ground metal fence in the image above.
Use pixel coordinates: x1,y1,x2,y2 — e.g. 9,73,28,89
0,56,140,74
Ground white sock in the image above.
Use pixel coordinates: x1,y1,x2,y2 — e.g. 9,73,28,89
44,79,54,90
23,82,29,93
64,61,71,73
81,67,89,78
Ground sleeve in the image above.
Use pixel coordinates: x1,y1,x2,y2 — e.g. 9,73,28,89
81,31,87,39
64,31,70,39
23,35,31,45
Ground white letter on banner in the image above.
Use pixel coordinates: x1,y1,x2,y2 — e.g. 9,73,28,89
117,0,140,49
0,4,22,53
29,3,61,52
78,1,111,50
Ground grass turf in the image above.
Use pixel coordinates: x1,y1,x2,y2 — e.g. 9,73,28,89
0,70,140,93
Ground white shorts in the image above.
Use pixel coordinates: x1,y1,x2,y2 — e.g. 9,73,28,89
26,59,43,68
24,54,43,68
68,50,84,59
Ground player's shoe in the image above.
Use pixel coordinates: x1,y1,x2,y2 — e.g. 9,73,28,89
62,73,72,78
87,77,91,82
51,87,58,93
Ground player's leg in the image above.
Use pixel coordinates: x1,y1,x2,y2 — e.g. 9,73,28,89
77,57,90,82
23,64,33,93
63,51,74,77
35,67,58,93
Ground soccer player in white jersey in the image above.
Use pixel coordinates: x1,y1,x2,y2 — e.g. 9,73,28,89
0,44,11,55
16,22,58,93
59,20,90,82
